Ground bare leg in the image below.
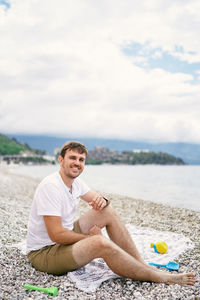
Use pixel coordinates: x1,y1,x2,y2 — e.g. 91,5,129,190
79,206,142,259
79,206,157,270
72,235,196,285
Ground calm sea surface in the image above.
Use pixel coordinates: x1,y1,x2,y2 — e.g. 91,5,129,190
10,164,200,211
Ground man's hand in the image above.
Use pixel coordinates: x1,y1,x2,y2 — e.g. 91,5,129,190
89,225,102,235
89,194,107,211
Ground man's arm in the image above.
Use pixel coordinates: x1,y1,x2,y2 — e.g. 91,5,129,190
81,190,110,211
43,216,89,245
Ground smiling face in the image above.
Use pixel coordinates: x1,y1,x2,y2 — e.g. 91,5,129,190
59,148,86,180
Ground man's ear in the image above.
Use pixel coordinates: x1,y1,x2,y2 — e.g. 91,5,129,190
58,155,63,164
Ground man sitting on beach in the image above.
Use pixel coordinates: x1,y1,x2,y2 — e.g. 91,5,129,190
26,141,196,285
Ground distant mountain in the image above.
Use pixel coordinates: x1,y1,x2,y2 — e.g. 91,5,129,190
86,147,185,165
6,134,200,164
0,133,45,155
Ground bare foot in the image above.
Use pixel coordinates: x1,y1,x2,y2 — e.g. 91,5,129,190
164,272,196,286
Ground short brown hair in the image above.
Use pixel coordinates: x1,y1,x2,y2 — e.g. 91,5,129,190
60,141,88,158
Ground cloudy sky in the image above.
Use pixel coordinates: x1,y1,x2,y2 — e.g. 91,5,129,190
0,0,200,143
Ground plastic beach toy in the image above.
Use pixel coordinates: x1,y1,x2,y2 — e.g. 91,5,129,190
149,261,179,271
24,285,58,297
150,241,168,254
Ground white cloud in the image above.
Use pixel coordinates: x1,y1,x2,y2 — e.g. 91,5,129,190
0,0,200,143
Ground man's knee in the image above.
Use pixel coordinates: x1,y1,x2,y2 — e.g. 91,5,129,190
103,205,118,219
91,234,108,248
90,235,120,260
72,235,116,266
89,235,111,255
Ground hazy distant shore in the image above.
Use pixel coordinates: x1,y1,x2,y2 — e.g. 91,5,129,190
0,166,199,299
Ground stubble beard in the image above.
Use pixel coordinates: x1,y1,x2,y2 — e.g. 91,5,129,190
63,164,83,180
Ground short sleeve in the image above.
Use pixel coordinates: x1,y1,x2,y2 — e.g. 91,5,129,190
76,178,90,196
36,183,62,216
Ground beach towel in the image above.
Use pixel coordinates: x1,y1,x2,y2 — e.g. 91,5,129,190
14,224,194,293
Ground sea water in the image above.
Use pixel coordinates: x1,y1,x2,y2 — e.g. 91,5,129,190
10,164,200,211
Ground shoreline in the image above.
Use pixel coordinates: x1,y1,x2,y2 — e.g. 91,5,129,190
0,167,199,299
6,163,200,212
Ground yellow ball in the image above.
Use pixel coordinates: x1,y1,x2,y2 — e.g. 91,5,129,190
156,241,168,254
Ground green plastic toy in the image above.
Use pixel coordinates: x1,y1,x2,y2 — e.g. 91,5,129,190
24,284,58,297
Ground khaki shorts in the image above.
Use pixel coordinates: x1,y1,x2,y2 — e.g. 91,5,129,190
27,220,81,275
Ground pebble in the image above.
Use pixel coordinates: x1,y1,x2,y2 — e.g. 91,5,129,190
0,166,199,299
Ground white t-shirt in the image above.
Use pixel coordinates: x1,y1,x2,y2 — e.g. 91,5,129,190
26,171,90,254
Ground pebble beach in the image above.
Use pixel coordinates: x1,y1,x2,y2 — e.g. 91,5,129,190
0,165,199,300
